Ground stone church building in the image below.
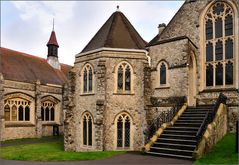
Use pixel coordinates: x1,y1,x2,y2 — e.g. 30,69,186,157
0,0,238,159
0,30,72,140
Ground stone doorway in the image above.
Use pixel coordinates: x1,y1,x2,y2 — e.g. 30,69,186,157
188,52,197,106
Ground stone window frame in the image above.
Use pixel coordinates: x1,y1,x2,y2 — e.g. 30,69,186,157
115,61,134,94
81,63,94,94
156,60,170,89
114,112,133,150
81,111,94,147
41,95,60,124
3,92,34,125
4,98,31,122
200,1,238,91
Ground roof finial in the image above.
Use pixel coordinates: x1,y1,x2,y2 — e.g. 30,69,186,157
53,18,54,31
116,5,120,12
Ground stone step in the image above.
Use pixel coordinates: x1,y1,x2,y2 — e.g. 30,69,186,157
147,151,193,159
156,137,197,145
179,116,205,120
149,147,194,157
153,142,196,151
163,129,197,136
176,120,203,124
160,133,196,140
180,114,206,118
173,122,202,127
183,111,209,115
167,126,199,132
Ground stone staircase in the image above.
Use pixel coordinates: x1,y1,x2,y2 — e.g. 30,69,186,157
146,106,213,159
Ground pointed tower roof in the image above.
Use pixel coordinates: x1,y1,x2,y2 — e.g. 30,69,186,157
47,31,59,47
81,9,146,53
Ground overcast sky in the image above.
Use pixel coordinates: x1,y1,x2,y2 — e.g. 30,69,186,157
1,1,184,65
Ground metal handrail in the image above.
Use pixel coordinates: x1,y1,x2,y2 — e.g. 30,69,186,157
144,96,186,143
195,93,227,144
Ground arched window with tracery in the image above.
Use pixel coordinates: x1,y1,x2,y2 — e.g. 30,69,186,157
82,64,94,93
41,101,55,121
117,62,132,92
82,112,93,146
116,113,131,148
204,2,235,87
4,98,31,121
157,61,169,86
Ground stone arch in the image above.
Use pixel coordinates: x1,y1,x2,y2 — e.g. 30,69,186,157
41,95,60,104
4,92,34,102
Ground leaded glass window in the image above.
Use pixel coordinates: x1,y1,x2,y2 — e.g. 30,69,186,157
160,63,167,85
4,105,10,121
204,1,235,87
82,112,93,146
116,113,131,149
41,101,56,121
4,98,31,121
118,66,123,90
226,62,233,85
25,106,30,121
82,64,94,93
50,108,55,121
117,62,132,92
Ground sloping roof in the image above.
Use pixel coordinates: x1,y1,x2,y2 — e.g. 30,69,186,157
81,11,147,53
147,34,160,47
0,47,72,85
47,31,59,47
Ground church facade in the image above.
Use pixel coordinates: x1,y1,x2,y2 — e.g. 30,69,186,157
0,30,71,140
64,0,238,153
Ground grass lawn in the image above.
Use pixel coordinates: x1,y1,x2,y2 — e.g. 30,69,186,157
0,141,125,161
194,133,238,164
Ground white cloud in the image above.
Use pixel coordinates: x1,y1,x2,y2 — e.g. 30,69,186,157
2,1,184,65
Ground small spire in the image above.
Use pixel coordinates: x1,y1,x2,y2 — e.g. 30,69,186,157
116,5,120,12
53,18,55,31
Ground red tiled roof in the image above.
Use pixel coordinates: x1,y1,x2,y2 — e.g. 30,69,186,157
47,31,59,47
81,11,146,53
0,47,72,85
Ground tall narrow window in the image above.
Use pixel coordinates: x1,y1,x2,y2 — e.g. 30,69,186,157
12,105,17,121
117,66,123,90
41,107,44,121
160,63,167,85
204,1,235,87
225,15,233,36
25,106,30,121
45,107,50,121
125,66,131,91
18,106,24,121
83,69,87,93
4,105,10,121
206,42,213,62
116,113,131,149
206,64,213,86
158,61,168,87
82,112,93,146
82,64,94,93
226,62,233,85
50,108,55,121
116,62,132,92
216,63,223,85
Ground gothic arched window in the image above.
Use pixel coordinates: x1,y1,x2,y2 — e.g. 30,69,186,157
204,2,235,87
116,62,132,92
82,112,93,146
158,61,169,86
116,113,131,148
41,101,55,121
4,97,31,121
82,64,94,93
